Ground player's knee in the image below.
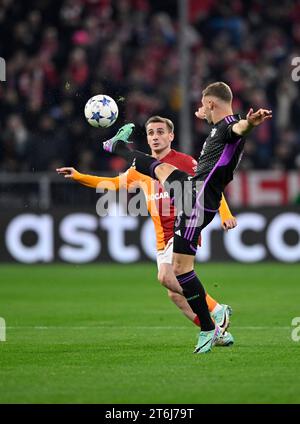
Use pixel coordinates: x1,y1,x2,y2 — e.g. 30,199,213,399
157,269,169,286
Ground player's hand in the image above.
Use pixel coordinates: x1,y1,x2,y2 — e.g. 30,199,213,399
56,167,77,179
222,217,237,231
246,108,272,126
195,106,206,120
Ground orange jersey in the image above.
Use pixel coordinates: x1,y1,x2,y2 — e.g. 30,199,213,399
73,150,234,250
74,167,174,250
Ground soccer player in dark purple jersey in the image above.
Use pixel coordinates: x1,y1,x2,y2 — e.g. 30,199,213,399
102,82,272,353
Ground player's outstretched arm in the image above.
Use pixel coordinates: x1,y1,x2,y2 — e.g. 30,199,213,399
232,108,272,136
219,193,237,231
56,167,122,190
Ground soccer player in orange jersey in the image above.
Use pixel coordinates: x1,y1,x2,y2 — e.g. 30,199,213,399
57,116,237,344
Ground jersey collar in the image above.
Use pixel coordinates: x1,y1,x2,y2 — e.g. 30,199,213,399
214,114,241,126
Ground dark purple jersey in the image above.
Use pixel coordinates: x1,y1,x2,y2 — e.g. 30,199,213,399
193,114,245,209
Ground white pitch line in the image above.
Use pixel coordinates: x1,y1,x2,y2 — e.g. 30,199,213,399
6,326,290,330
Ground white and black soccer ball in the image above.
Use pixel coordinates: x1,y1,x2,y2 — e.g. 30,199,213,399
84,94,119,128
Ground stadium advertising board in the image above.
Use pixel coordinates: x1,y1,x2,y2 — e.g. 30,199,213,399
226,171,300,207
1,207,299,263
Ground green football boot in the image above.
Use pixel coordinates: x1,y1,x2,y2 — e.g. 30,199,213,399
211,304,232,334
215,331,234,347
103,123,135,153
194,326,221,354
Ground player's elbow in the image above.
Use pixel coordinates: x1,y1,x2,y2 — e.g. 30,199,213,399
232,122,246,136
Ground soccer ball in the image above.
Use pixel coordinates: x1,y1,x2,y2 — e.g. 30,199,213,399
84,94,119,128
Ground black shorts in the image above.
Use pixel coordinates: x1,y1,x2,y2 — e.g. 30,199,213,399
165,170,219,256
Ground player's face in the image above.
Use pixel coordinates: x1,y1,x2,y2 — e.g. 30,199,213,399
200,96,213,124
146,122,174,154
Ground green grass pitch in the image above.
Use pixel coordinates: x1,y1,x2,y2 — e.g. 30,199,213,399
1,263,300,404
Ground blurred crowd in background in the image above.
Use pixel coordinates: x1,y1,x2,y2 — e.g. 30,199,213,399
1,0,300,174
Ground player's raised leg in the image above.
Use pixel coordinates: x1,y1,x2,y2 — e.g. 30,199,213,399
102,123,179,184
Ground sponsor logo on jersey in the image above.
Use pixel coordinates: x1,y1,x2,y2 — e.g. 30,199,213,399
146,191,169,201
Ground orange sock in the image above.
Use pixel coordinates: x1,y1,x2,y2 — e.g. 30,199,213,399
205,293,218,312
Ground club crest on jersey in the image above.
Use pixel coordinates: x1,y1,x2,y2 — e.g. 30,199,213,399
210,128,217,137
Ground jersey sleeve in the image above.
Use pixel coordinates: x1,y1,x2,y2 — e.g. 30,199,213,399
185,156,198,176
72,170,123,190
218,193,234,223
72,168,140,191
222,117,243,144
123,168,141,189
172,153,197,175
224,124,243,144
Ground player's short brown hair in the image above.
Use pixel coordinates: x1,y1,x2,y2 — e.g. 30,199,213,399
145,116,174,133
202,82,233,103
